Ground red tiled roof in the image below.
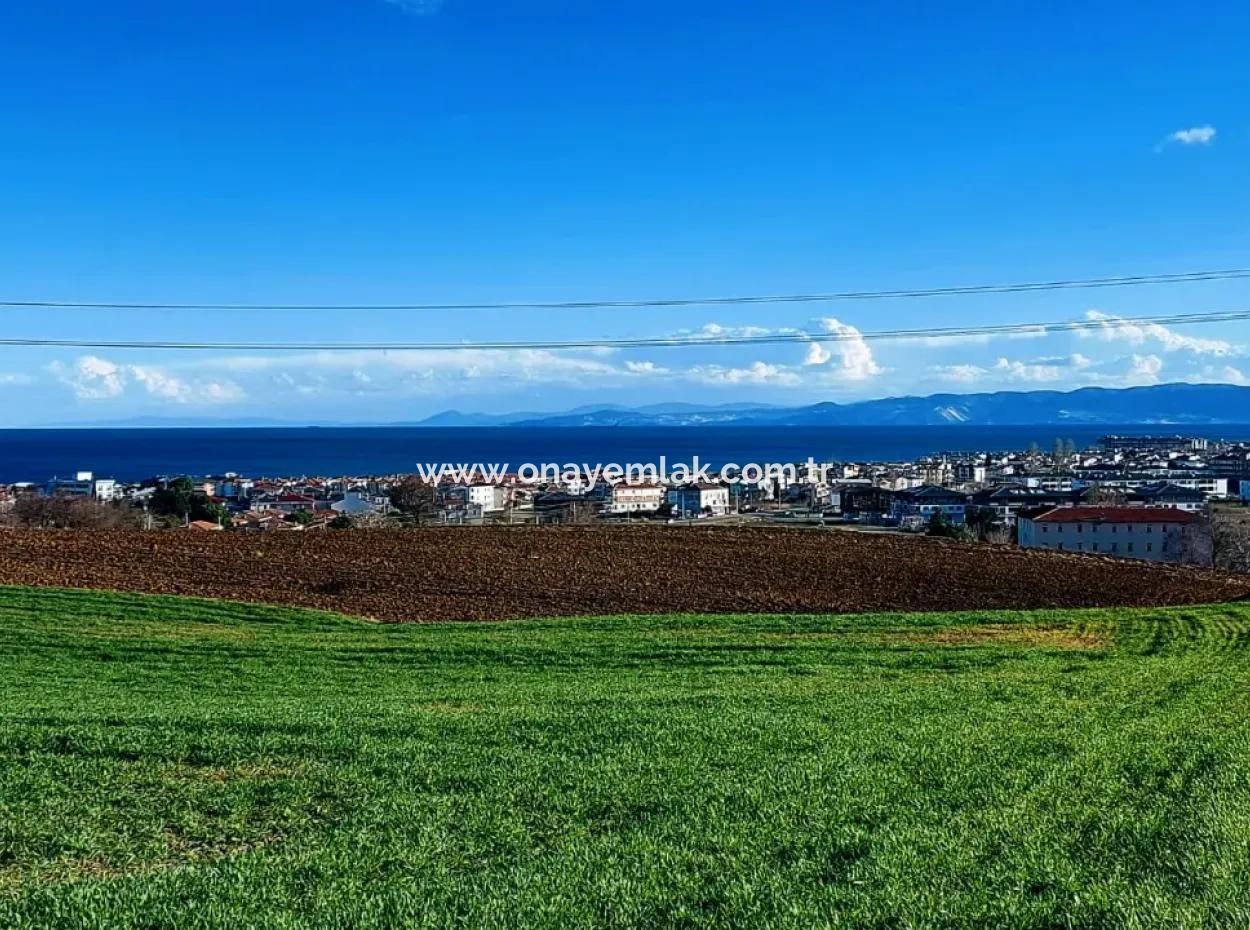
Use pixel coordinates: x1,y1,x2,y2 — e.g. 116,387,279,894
1032,507,1197,524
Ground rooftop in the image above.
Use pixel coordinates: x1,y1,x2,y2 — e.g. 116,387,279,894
1032,507,1198,525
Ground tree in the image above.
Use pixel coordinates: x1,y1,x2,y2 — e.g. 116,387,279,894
1211,505,1250,574
388,479,438,525
925,511,966,539
286,509,314,526
964,506,1000,542
150,477,224,524
6,494,138,529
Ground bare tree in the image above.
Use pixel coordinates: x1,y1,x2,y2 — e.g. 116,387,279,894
1211,506,1250,574
5,494,139,529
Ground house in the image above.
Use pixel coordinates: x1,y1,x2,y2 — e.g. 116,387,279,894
892,485,969,526
970,485,1080,527
1018,506,1203,563
667,484,730,518
187,519,224,531
1129,482,1207,513
836,485,896,523
466,483,509,514
270,493,318,514
330,490,390,515
609,482,664,514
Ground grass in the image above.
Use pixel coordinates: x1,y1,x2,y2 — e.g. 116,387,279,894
2,587,1250,928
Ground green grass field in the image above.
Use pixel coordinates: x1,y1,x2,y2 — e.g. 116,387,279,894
3,587,1250,929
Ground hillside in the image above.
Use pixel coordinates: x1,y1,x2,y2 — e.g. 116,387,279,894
3,587,1250,927
0,527,1247,621
444,383,1250,428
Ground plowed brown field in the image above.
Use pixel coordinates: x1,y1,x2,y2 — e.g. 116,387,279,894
1,526,1247,621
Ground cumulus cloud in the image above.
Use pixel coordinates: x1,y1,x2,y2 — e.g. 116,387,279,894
803,342,832,366
1160,125,1216,148
1081,310,1236,356
806,318,882,381
50,355,245,404
1128,354,1164,383
50,356,126,399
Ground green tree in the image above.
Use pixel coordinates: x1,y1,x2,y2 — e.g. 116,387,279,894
926,511,967,539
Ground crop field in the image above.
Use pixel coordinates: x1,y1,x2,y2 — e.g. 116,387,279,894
0,526,1247,622
4,587,1250,927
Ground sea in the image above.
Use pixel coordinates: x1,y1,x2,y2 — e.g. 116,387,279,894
3,425,1250,484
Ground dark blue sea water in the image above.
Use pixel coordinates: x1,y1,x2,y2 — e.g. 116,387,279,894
2,425,1250,483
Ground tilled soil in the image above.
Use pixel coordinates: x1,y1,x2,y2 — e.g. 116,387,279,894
0,526,1247,622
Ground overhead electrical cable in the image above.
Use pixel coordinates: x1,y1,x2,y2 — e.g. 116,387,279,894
0,269,1247,312
1,308,1248,352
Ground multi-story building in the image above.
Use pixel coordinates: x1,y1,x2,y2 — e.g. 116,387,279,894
609,482,664,514
1018,506,1201,563
891,485,969,526
466,483,509,513
45,471,118,501
667,484,730,518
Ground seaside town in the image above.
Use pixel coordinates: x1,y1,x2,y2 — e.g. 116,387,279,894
4,433,1250,570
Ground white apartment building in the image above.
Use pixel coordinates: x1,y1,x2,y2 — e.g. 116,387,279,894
466,483,509,513
609,482,665,513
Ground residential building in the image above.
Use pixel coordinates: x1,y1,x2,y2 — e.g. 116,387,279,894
1129,482,1207,513
892,485,969,526
609,482,664,514
45,471,118,501
1018,506,1202,563
330,490,390,515
667,484,730,517
466,483,509,513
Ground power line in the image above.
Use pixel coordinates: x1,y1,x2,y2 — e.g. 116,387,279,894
1,269,1247,312
2,308,1248,352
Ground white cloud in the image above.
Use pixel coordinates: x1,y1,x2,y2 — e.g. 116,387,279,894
892,325,1050,348
687,361,802,387
1081,310,1236,356
677,322,779,339
1162,125,1216,147
624,360,669,375
930,363,988,384
1197,364,1250,386
993,357,1063,382
807,318,882,381
931,353,1095,385
803,342,832,366
1128,353,1164,383
50,355,126,399
51,355,245,404
0,373,35,387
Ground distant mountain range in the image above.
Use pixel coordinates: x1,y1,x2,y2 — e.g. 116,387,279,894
40,383,1250,429
425,383,1250,428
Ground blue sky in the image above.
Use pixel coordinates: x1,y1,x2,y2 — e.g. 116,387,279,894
0,0,1247,424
